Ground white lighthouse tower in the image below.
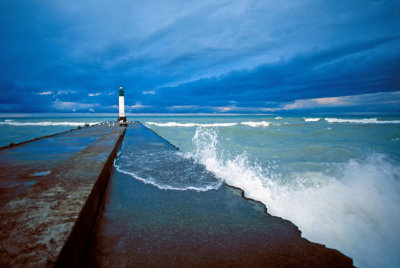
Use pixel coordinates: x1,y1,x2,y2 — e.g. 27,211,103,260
118,85,127,124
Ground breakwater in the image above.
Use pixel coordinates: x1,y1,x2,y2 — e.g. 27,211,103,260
0,121,353,267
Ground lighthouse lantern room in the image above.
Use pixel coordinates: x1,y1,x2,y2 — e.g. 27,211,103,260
118,86,127,124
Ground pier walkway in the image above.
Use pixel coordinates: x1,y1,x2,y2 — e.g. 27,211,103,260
0,125,125,267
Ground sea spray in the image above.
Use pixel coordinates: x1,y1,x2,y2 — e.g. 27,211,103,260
189,127,400,268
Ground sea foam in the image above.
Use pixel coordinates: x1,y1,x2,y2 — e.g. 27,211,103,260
303,118,321,122
115,163,221,192
189,127,400,268
114,144,222,192
146,121,274,128
240,121,270,127
146,122,238,127
325,118,400,124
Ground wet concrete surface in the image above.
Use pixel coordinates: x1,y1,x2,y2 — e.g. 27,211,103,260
84,123,353,267
0,125,126,267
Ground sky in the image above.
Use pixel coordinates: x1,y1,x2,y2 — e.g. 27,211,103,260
0,0,399,114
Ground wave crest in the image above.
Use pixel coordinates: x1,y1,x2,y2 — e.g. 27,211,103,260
146,122,238,127
303,118,321,122
325,118,400,124
241,121,270,127
146,121,274,128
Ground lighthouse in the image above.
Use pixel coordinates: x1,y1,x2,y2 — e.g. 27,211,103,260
118,86,127,124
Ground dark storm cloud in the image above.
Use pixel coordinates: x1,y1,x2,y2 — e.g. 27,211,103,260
151,36,399,108
0,0,399,113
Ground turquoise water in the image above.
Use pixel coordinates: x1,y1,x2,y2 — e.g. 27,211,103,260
1,115,400,267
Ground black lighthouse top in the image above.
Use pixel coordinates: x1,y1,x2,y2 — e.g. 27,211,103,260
119,86,124,96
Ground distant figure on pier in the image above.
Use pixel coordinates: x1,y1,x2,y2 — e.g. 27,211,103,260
118,86,127,125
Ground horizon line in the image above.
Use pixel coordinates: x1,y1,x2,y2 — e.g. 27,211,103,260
0,112,399,117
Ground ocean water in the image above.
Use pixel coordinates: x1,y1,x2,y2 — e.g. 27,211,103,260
0,116,106,147
1,115,400,267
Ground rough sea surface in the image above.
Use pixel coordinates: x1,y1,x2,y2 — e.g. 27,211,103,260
1,115,399,267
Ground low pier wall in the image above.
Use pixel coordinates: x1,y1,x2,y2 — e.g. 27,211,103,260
0,125,126,267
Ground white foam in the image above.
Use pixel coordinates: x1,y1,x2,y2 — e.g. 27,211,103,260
275,117,283,120
145,122,238,127
240,121,270,127
325,118,400,124
303,118,321,122
114,162,221,192
189,127,400,268
0,121,99,126
146,121,276,128
31,171,51,177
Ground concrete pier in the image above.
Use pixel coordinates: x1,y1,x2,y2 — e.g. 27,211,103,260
0,125,126,267
0,122,353,267
83,122,353,267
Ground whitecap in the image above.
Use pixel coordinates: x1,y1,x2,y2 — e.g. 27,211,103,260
303,118,321,122
145,122,238,127
325,118,400,124
240,121,270,127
